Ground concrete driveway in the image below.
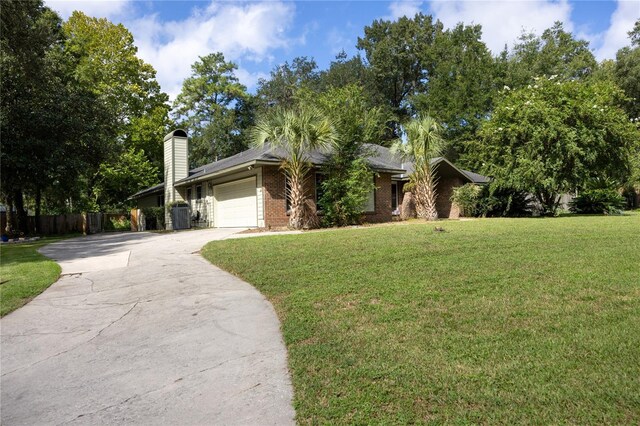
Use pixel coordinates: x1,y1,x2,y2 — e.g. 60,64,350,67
0,229,295,425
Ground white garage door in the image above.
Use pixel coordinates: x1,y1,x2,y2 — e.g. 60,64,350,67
214,177,258,227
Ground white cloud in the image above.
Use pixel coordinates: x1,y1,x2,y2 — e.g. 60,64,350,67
235,68,269,91
593,0,639,60
327,28,352,54
46,0,130,19
388,1,424,20
428,0,574,54
127,1,295,100
45,1,295,100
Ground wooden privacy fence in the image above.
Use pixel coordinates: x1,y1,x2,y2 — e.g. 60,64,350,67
1,212,130,236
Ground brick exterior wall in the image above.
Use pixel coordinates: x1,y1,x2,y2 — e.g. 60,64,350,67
397,177,464,219
261,165,395,227
262,165,289,228
435,176,463,219
363,173,392,223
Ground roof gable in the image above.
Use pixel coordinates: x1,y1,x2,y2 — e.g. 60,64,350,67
130,143,490,199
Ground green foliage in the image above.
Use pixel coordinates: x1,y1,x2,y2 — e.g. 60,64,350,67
503,22,597,89
450,183,481,217
614,19,640,120
411,23,496,160
256,56,320,109
393,116,445,165
93,149,159,210
570,189,626,215
141,207,165,230
252,104,336,229
475,184,533,217
0,0,117,232
127,104,174,176
475,77,639,215
299,84,389,148
0,236,66,316
104,216,131,231
173,52,251,167
63,12,168,131
0,9,172,216
319,159,375,226
393,115,445,220
318,51,370,91
357,14,444,137
298,84,386,226
62,11,171,188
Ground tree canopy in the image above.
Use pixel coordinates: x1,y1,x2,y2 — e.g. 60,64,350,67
5,5,640,231
473,77,639,214
173,52,251,167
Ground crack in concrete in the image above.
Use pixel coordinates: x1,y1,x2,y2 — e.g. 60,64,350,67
1,302,140,377
195,348,280,376
2,329,91,338
58,347,282,424
85,302,140,345
53,351,275,423
231,382,262,397
57,394,139,425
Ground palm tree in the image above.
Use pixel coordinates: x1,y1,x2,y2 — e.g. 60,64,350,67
393,115,445,220
252,105,336,229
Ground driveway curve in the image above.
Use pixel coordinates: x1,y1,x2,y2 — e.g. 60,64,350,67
1,229,295,425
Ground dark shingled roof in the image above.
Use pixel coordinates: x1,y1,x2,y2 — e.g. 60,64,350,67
129,182,164,200
174,143,407,186
460,169,491,184
130,143,490,199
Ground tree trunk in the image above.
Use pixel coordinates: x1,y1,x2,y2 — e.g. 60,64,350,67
287,171,305,230
4,194,14,235
414,168,438,221
423,171,438,221
14,188,27,235
35,187,42,234
286,169,319,230
400,191,417,220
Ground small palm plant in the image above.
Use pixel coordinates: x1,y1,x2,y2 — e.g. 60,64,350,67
393,115,445,220
252,105,336,229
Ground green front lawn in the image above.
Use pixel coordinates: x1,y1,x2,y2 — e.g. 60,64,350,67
0,237,67,316
203,214,640,424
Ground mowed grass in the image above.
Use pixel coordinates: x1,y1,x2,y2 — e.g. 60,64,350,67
203,214,640,424
0,237,67,316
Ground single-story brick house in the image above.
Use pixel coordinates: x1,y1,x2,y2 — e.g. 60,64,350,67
130,130,489,229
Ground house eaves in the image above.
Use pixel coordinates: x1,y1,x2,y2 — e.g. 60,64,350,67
391,157,489,184
128,182,164,200
174,143,407,186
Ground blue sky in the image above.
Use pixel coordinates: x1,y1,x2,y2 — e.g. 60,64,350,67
46,1,639,100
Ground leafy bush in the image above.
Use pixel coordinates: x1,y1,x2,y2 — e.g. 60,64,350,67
319,159,375,227
569,189,625,214
104,216,131,231
142,207,165,230
450,183,481,217
476,184,533,217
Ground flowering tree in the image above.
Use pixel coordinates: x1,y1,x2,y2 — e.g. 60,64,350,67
475,77,639,215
